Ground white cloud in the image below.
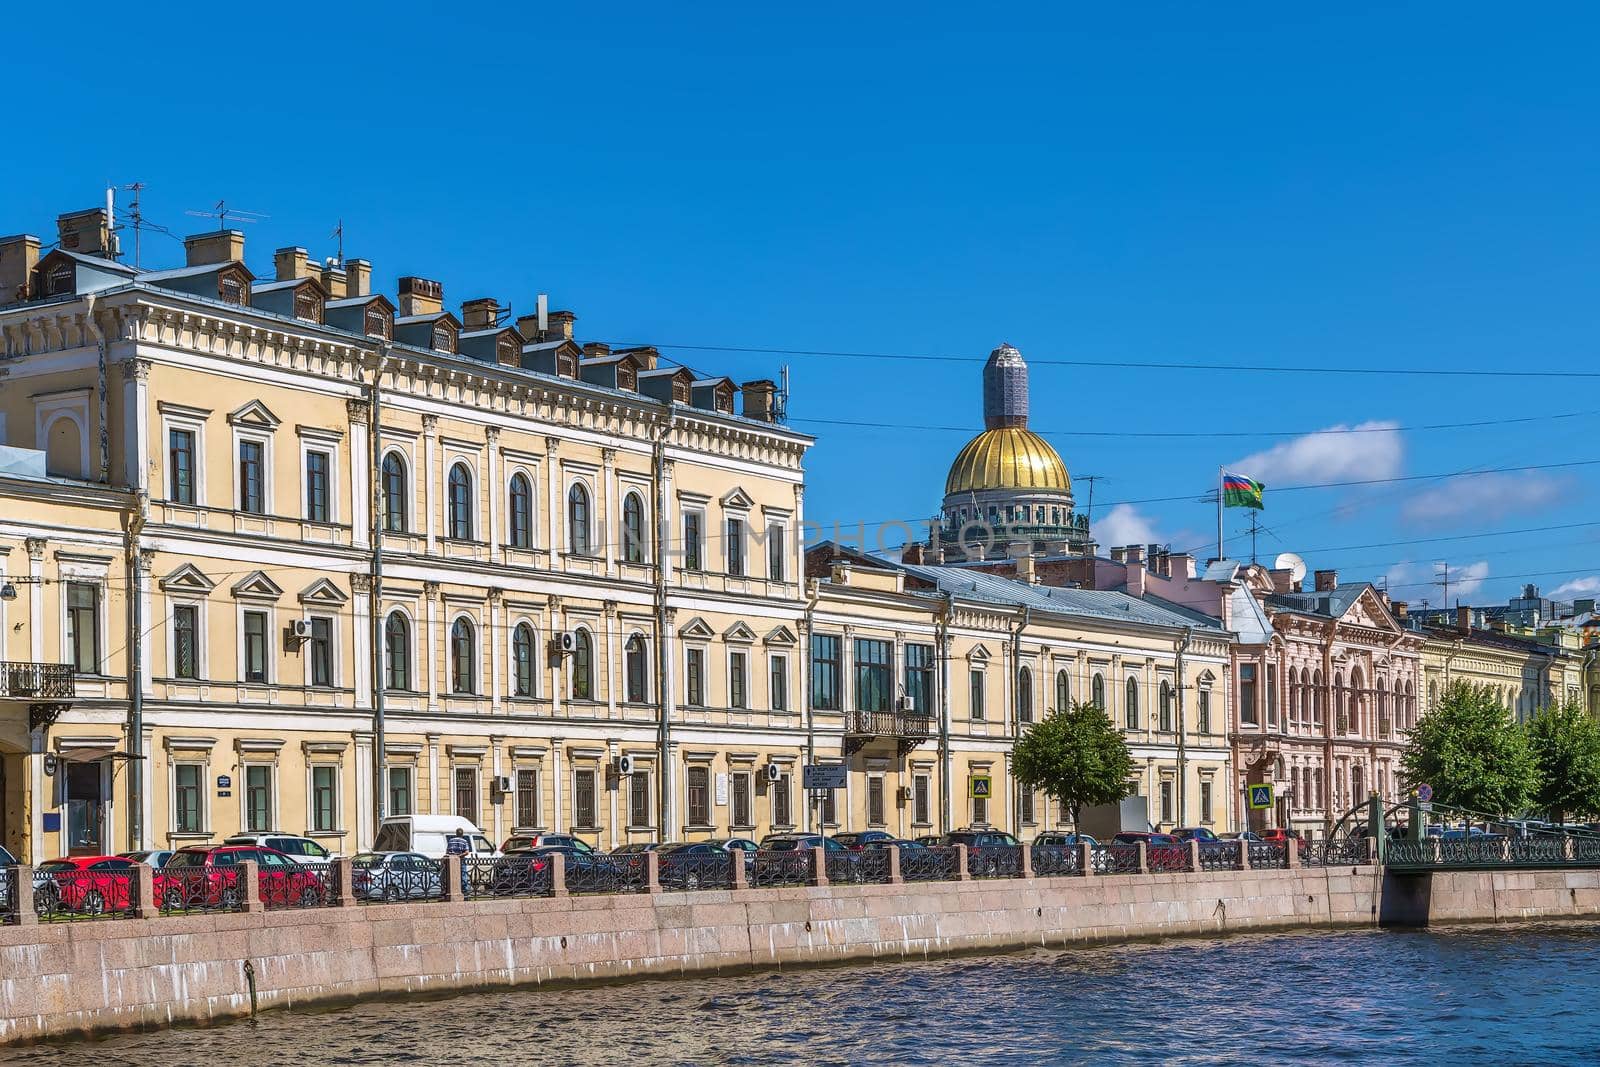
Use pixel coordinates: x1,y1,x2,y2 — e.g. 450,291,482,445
1230,421,1404,487
1400,472,1566,527
1384,559,1491,605
1551,576,1600,600
1096,504,1161,549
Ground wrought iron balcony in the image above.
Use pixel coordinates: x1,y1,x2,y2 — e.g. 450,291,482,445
0,662,75,700
843,709,935,756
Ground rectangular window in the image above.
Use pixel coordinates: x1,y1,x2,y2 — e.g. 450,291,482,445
245,765,272,831
729,651,748,709
913,774,930,825
243,610,268,683
1200,780,1213,824
767,522,785,581
773,772,792,827
810,634,841,710
238,439,265,514
1198,689,1211,735
1160,780,1174,825
168,428,196,504
867,777,885,826
726,517,745,575
687,766,711,826
970,669,986,721
629,769,650,827
305,449,330,522
769,655,788,712
454,768,478,820
683,511,703,571
1266,664,1278,728
972,792,988,826
516,768,539,828
174,764,203,833
309,616,333,687
686,648,705,706
854,638,892,713
1239,664,1258,725
821,786,837,826
311,766,337,832
904,644,934,714
1021,789,1035,826
66,583,99,674
388,766,413,817
732,772,752,828
573,769,597,830
172,604,199,679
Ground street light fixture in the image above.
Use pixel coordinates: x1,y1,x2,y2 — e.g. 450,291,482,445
0,583,16,602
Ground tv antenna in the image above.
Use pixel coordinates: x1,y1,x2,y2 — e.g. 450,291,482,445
330,219,344,266
1434,561,1452,608
1079,474,1108,529
775,364,790,423
185,200,268,230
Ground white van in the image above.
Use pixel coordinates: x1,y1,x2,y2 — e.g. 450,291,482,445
372,816,499,858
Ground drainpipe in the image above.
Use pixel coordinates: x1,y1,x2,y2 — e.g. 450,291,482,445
651,417,674,834
937,591,954,833
85,294,110,485
1009,605,1029,833
802,584,819,832
123,492,146,850
368,345,390,838
1175,626,1192,829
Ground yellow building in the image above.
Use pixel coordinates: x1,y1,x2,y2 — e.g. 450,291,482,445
1417,607,1593,721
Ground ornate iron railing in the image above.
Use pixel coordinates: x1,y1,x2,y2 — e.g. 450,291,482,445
825,849,891,885
354,857,443,903
1248,843,1288,870
1198,843,1238,872
751,849,813,887
899,846,959,882
1385,834,1600,870
1147,844,1189,874
967,845,1023,879
657,852,731,892
260,862,336,910
0,661,75,699
0,866,18,924
1307,838,1369,868
479,854,553,898
1029,845,1080,877
1097,844,1141,875
841,710,935,741
155,866,245,914
32,865,139,921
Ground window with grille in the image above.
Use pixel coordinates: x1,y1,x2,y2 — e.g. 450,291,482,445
516,769,539,828
686,766,710,826
573,770,597,830
629,769,650,827
1021,789,1035,825
173,605,199,679
294,288,321,323
732,772,752,828
454,768,478,819
365,304,391,338
773,773,792,826
432,323,455,352
913,774,930,825
867,777,885,826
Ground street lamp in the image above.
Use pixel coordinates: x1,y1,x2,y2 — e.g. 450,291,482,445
0,583,16,602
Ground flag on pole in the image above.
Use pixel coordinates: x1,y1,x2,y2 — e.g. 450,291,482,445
1221,471,1266,510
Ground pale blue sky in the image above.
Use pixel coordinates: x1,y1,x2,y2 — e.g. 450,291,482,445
6,2,1599,605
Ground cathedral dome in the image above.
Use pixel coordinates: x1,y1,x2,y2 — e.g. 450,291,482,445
944,426,1072,496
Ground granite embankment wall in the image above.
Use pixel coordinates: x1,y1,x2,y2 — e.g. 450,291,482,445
3,863,1596,1045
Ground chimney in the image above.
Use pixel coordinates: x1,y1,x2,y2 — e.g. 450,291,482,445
0,234,40,305
1314,569,1338,592
1109,546,1128,564
545,309,576,340
345,258,372,297
463,298,500,330
398,276,443,317
1016,556,1037,585
184,229,245,266
1395,601,1409,621
56,208,112,257
1126,544,1145,565
1168,552,1195,580
902,543,925,565
741,379,777,422
274,246,310,281
582,341,612,360
1125,552,1146,598
830,561,852,586
1457,605,1472,632
320,263,347,300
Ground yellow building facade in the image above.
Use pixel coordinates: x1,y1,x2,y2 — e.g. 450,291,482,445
1417,611,1593,721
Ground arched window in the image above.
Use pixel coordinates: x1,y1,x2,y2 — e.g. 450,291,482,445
571,629,594,700
508,473,533,549
1313,670,1325,727
1016,666,1033,725
1055,669,1070,712
511,622,535,697
384,612,410,691
568,483,591,555
381,452,407,533
1125,678,1139,730
1159,681,1173,732
450,617,475,694
622,492,646,564
1091,673,1106,710
447,463,473,540
625,634,648,703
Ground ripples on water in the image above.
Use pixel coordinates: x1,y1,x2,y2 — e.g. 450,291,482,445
11,923,1600,1065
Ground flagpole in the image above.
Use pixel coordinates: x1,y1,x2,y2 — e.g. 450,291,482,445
1216,466,1224,563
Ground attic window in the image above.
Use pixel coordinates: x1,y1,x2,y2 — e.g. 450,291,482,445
45,262,73,296
432,323,456,354
672,378,690,404
294,288,322,323
364,305,392,339
617,365,637,391
715,384,735,413
557,353,576,378
219,270,247,306
496,335,518,366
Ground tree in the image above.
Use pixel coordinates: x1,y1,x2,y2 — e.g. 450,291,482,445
1527,700,1600,824
1012,701,1136,829
1401,680,1536,817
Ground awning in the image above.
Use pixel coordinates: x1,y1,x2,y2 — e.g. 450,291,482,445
54,747,144,763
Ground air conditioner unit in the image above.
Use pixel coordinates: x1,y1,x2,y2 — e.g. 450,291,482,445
897,786,913,802
288,619,313,640
896,694,915,712
491,775,512,795
617,753,636,776
550,632,577,655
763,762,782,783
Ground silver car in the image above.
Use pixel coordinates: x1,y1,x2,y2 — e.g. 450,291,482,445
351,852,442,901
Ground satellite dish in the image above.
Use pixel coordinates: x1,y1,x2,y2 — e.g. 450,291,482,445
1274,552,1308,586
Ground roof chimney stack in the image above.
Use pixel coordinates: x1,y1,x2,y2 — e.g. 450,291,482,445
1458,604,1472,632
545,309,576,341
57,208,113,257
1314,569,1338,592
0,234,40,305
274,247,310,281
741,379,777,422
462,298,500,330
184,229,245,266
398,276,443,317
345,258,371,297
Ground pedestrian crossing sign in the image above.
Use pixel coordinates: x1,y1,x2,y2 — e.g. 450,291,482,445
969,775,992,800
1247,783,1274,810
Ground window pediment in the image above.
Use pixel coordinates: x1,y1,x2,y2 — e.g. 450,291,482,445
679,616,715,640
967,644,992,663
723,621,757,644
227,399,282,429
720,487,756,510
764,625,798,647
298,577,349,606
231,570,285,601
159,562,216,594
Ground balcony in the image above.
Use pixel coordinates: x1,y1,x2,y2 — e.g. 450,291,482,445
843,708,935,757
0,662,76,732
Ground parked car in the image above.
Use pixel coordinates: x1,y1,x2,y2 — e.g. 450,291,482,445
222,834,335,865
946,828,1021,849
610,841,671,855
1034,832,1098,848
1112,832,1183,847
861,838,928,851
1218,831,1263,842
913,835,946,847
154,846,326,909
1255,827,1309,854
372,816,499,859
1173,827,1221,843
502,833,596,855
759,834,846,852
120,849,176,869
350,852,442,901
34,856,138,915
488,846,580,895
834,831,896,851
656,842,736,889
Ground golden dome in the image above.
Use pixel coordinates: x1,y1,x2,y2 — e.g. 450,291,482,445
943,427,1072,496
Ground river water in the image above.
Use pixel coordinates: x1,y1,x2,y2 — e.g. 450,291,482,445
9,923,1599,1065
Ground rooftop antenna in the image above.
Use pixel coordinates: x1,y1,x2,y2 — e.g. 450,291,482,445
329,219,344,266
775,364,790,423
1247,510,1263,564
1434,561,1452,609
536,293,549,336
1079,474,1108,531
185,200,268,231
117,181,147,266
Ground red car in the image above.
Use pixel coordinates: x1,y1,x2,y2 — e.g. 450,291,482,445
1256,827,1310,854
154,845,326,910
34,856,137,916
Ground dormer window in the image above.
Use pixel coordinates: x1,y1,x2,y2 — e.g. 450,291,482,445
431,323,456,353
617,365,637,390
715,383,735,413
364,304,392,339
46,262,73,296
219,269,248,306
672,378,690,403
294,288,323,323
557,353,576,378
496,334,518,366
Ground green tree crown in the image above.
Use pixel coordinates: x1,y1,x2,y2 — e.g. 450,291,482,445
1527,699,1600,824
1012,701,1136,828
1402,680,1536,817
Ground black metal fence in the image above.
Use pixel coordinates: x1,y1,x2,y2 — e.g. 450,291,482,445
1147,844,1189,874
655,853,729,892
1094,844,1141,875
354,857,443,903
1198,843,1238,872
1308,838,1368,868
261,862,336,911
0,866,17,924
31,865,138,921
156,867,245,915
825,849,892,885
900,846,960,882
1029,845,1081,877
0,661,76,699
477,855,552,898
1248,843,1288,870
967,845,1024,879
751,850,812,887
